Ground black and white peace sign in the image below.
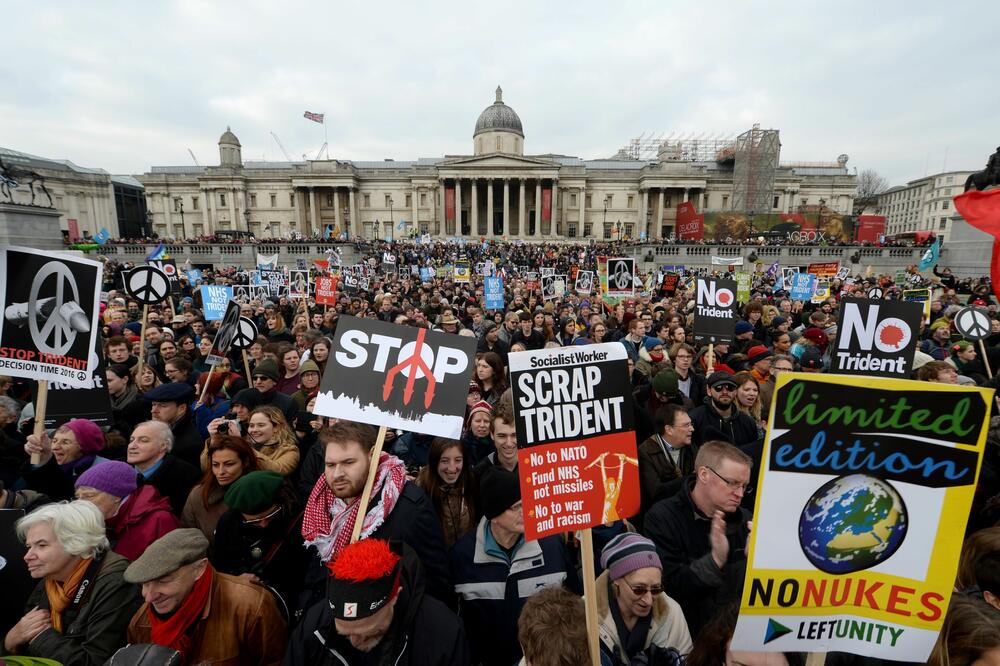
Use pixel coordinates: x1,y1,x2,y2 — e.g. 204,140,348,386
867,287,884,300
125,266,170,304
611,259,633,291
954,306,992,341
29,261,83,356
231,316,259,350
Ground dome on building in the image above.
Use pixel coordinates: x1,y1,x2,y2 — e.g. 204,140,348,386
218,126,241,147
474,87,523,138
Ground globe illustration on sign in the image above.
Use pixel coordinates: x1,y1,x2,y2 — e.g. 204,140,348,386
798,474,907,574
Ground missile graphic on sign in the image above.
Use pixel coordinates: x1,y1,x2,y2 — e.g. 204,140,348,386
4,298,91,333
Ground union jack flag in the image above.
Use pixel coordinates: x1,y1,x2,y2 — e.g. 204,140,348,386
303,111,324,124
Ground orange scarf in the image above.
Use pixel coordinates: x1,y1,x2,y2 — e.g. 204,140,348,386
45,557,93,633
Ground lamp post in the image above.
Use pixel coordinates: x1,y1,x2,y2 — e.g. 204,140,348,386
374,219,381,241
616,219,624,241
243,206,251,237
388,196,394,242
603,199,608,237
179,199,185,237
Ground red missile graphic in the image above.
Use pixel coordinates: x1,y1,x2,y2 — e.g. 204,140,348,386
383,328,437,408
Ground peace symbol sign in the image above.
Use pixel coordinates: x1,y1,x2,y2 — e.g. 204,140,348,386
954,306,992,341
231,317,259,350
867,287,884,300
125,266,170,304
28,261,82,356
612,260,632,290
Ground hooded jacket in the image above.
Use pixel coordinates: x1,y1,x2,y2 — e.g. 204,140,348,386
286,548,469,666
107,484,180,562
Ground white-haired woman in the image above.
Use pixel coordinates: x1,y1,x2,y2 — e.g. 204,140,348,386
3,501,142,666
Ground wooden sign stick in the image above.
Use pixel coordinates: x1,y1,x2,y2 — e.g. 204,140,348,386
805,653,827,666
242,349,253,382
351,425,389,543
979,340,993,379
197,364,216,405
707,343,716,373
135,304,150,382
580,528,602,666
30,381,49,465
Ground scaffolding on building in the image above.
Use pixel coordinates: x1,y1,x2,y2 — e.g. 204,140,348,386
612,132,737,162
731,124,780,215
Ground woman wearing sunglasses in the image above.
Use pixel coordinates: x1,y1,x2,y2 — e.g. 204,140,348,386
596,533,693,665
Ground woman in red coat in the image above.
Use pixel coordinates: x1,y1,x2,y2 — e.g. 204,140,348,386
74,460,179,561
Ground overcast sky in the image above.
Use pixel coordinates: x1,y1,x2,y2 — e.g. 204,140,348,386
3,1,995,186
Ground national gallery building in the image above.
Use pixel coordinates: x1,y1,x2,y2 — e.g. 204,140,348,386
139,87,857,242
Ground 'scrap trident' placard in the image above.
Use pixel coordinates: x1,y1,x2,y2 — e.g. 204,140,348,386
509,343,637,541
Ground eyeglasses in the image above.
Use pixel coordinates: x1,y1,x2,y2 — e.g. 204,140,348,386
706,466,752,494
242,505,282,525
668,420,694,430
622,582,663,597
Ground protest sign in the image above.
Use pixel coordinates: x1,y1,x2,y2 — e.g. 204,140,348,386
207,300,241,365
736,272,752,304
436,265,450,278
484,277,505,310
454,260,471,283
419,267,433,282
693,277,738,345
149,259,181,295
201,285,234,321
314,316,478,439
541,275,557,301
807,261,840,278
259,269,287,297
554,277,566,299
903,288,932,324
509,343,637,541
731,373,991,662
125,265,170,305
836,266,851,281
289,270,309,298
540,267,555,277
43,333,113,428
381,251,397,273
790,273,816,301
604,258,635,298
186,269,203,284
233,286,251,304
831,298,923,378
659,272,679,297
711,256,745,267
576,270,595,295
0,246,103,388
342,273,359,295
315,276,339,305
525,272,540,291
811,279,831,304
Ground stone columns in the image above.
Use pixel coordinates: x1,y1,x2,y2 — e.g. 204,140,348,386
163,193,173,231
782,189,791,214
535,180,542,238
578,186,586,238
502,179,510,238
200,190,209,230
430,184,437,235
551,180,559,236
656,189,665,239
518,179,526,238
486,180,494,237
683,188,690,203
348,188,357,238
640,189,649,238
309,188,318,236
471,179,478,236
334,189,343,236
410,187,418,236
228,189,236,230
700,190,707,212
455,179,462,236
208,189,217,233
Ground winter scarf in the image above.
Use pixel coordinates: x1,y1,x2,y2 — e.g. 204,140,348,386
302,452,407,562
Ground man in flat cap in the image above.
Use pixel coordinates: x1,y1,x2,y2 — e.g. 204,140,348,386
286,538,468,666
143,382,202,467
125,528,287,665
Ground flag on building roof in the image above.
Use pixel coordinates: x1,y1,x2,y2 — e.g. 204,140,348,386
304,111,324,124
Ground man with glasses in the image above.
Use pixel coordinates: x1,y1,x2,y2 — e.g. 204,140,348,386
637,404,698,519
668,343,706,405
770,354,796,378
643,440,753,635
689,372,758,449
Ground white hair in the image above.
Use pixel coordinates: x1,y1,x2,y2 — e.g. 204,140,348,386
0,395,21,419
17,501,109,559
135,420,174,452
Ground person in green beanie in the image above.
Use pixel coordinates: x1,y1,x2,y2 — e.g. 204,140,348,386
290,360,321,411
632,368,688,444
209,471,307,618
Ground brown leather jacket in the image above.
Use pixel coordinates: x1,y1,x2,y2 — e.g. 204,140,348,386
127,570,287,665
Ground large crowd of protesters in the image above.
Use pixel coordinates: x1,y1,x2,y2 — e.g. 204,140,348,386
0,237,998,666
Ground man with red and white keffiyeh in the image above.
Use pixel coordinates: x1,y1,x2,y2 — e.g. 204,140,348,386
299,421,451,604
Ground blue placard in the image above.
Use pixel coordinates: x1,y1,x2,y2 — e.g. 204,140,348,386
484,277,505,310
789,273,816,301
202,285,234,321
94,228,110,245
419,267,433,282
186,269,203,284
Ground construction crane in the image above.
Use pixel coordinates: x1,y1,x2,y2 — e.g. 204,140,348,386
187,149,200,166
270,133,293,162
